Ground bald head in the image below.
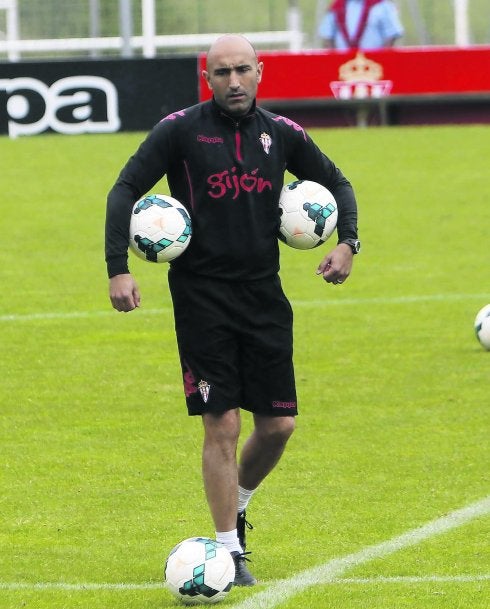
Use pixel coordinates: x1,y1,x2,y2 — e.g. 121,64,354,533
203,34,263,117
206,34,258,71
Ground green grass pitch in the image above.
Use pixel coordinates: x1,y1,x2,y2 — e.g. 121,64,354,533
1,124,489,609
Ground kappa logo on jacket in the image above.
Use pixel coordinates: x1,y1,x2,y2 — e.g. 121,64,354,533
197,134,224,144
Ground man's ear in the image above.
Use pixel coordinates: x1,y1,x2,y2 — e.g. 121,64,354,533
202,70,213,91
256,61,264,84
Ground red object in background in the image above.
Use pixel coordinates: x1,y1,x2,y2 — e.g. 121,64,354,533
199,46,490,102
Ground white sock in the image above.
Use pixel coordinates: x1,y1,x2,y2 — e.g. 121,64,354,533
238,485,256,513
215,529,242,554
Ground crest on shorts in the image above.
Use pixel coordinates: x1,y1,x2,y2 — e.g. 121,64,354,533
198,380,211,403
259,132,272,155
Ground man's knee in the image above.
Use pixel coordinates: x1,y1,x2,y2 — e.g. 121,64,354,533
202,408,241,446
254,415,296,444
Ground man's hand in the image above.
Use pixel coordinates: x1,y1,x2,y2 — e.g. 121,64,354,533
109,273,141,312
316,243,354,285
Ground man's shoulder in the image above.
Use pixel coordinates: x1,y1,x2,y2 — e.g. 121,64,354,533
158,101,210,125
255,105,277,121
147,102,212,141
255,106,308,141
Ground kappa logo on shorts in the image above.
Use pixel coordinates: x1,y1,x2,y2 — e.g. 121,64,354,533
198,380,211,403
272,400,297,409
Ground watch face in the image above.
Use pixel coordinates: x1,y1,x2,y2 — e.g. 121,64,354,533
354,240,361,253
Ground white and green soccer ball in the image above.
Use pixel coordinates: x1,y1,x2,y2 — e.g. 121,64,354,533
474,304,490,350
278,179,338,249
129,193,192,263
164,537,235,605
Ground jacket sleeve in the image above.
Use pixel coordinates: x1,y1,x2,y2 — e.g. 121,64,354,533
285,130,358,243
105,122,173,278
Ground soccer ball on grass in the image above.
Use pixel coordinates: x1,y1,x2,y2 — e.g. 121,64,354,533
278,180,338,249
164,537,235,605
129,194,192,263
474,304,490,350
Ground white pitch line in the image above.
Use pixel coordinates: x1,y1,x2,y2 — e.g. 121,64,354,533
228,495,490,609
0,574,488,592
1,293,488,323
0,574,488,593
293,292,490,308
338,574,490,585
1,498,488,599
0,582,164,591
0,308,169,323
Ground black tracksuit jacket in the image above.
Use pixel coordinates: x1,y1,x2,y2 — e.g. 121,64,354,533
105,98,358,281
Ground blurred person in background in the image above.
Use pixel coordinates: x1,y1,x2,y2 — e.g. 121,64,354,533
318,0,404,50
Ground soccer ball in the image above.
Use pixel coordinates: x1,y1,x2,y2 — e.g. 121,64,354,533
278,180,338,249
474,304,490,350
129,194,192,263
164,537,235,605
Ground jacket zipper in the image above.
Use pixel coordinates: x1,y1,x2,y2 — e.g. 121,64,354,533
235,126,243,162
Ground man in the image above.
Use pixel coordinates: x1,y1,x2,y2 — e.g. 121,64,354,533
105,34,359,586
319,0,404,50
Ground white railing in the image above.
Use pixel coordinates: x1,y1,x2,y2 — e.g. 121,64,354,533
0,0,303,61
0,0,20,61
0,31,303,60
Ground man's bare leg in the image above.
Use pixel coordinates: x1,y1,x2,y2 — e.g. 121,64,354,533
239,414,296,490
202,408,241,532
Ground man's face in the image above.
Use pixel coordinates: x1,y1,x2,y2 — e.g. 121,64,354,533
203,36,263,117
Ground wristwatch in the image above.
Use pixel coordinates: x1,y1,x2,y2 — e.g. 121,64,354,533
339,238,361,254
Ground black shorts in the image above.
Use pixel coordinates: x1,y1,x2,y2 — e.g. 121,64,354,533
168,270,298,417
